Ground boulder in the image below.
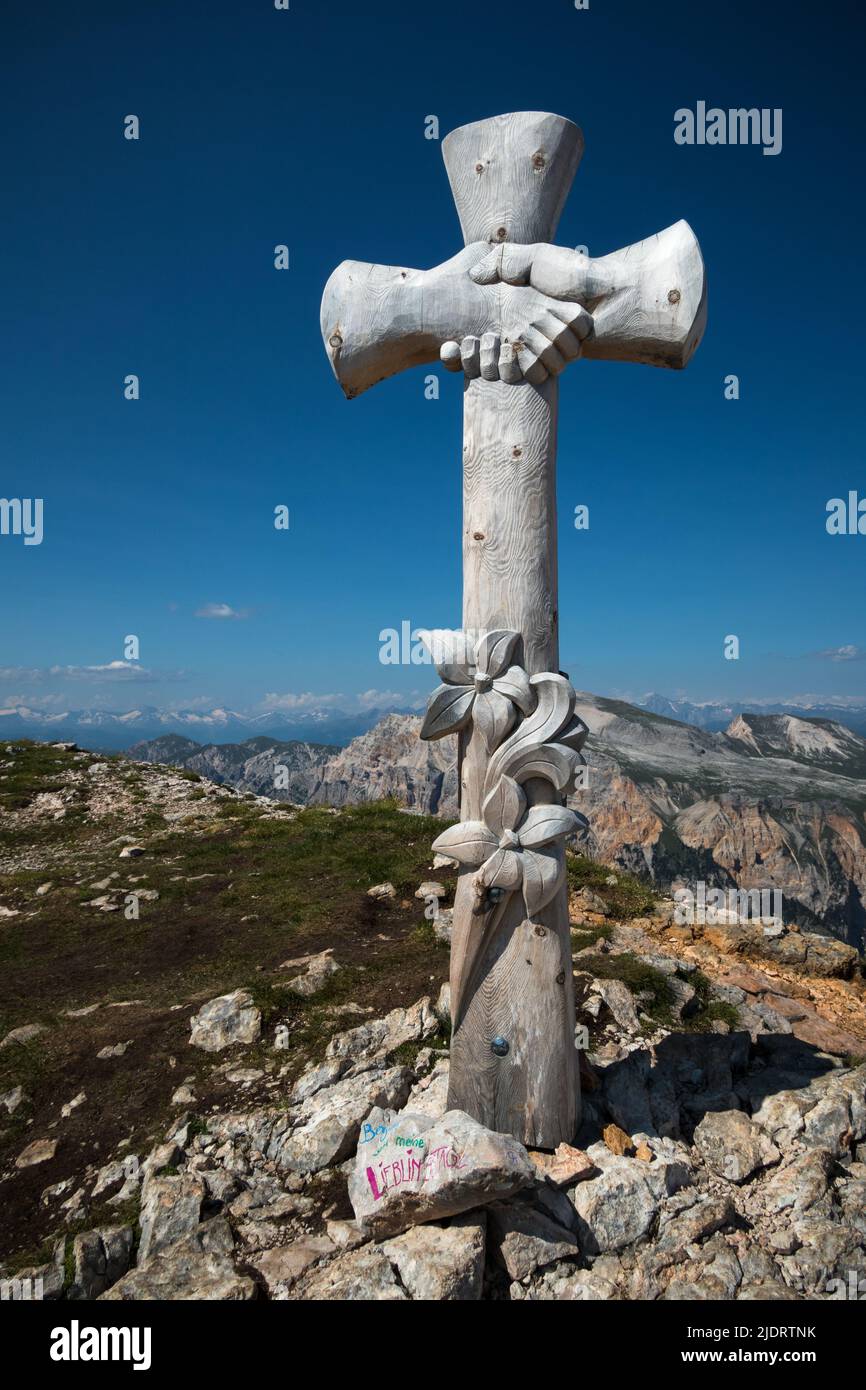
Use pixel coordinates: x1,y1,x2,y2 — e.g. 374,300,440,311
367,883,396,901
801,1087,856,1157
248,1236,336,1296
760,1149,837,1216
68,1226,133,1300
415,881,446,900
189,990,261,1052
382,1214,486,1299
529,1143,596,1188
488,1201,579,1280
693,1110,781,1183
297,1246,407,1300
102,1219,254,1301
349,1107,535,1237
0,1085,25,1114
325,996,438,1065
594,979,641,1033
790,1014,866,1057
138,1174,204,1263
282,950,340,998
657,1196,736,1250
15,1138,56,1168
603,1123,635,1157
571,1163,659,1254
9,1240,66,1301
1,1023,44,1049
573,888,609,916
272,1065,413,1175
801,935,859,979
404,1058,450,1119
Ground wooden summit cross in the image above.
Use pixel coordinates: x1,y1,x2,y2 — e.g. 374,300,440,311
321,111,706,1147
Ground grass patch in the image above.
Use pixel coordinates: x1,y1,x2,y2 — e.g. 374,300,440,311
577,950,676,1028
385,1036,445,1067
571,923,614,951
575,956,743,1035
688,969,742,1033
566,852,658,919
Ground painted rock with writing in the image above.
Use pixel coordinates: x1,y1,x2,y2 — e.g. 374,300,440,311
349,1107,535,1238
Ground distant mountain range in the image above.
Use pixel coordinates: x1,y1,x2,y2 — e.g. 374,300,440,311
2,694,865,748
126,697,866,945
637,693,866,736
0,704,408,751
128,733,340,804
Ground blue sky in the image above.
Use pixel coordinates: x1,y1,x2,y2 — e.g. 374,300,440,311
1,0,864,717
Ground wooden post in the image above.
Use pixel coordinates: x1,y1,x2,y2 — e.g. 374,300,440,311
438,115,582,1145
319,110,706,1148
452,374,578,1146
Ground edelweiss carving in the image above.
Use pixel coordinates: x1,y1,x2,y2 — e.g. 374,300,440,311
419,629,533,753
420,630,588,918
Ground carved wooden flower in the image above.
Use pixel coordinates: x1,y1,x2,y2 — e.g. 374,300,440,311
431,774,579,916
419,629,534,753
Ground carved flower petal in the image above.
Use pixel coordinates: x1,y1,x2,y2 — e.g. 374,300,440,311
482,775,526,838
524,673,575,743
438,662,475,686
475,629,520,681
521,848,565,916
420,685,474,741
518,804,580,849
473,689,516,753
431,821,497,866
492,665,535,715
501,742,576,793
417,628,474,685
477,848,523,892
557,713,589,753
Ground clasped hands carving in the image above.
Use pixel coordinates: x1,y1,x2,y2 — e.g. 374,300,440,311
419,629,589,918
438,242,595,386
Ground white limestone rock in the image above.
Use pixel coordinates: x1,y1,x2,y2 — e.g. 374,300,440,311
102,1218,254,1301
325,996,439,1066
349,1107,535,1238
271,1065,413,1175
189,990,261,1052
138,1174,204,1263
693,1110,781,1184
382,1213,486,1299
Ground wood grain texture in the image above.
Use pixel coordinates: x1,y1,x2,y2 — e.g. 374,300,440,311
442,112,583,246
447,375,579,1148
462,378,559,673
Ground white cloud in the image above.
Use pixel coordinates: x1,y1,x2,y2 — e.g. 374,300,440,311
0,662,184,685
194,603,249,621
260,691,347,711
0,691,66,710
356,688,427,711
260,689,425,714
816,645,866,663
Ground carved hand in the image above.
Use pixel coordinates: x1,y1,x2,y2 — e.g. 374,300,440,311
322,221,707,397
322,243,592,397
439,279,593,385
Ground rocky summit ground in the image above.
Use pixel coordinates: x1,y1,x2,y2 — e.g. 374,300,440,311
2,739,866,1302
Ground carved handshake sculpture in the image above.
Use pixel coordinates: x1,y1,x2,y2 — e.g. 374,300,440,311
439,243,594,385
321,221,706,398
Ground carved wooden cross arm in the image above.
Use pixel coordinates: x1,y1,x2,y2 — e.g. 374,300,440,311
322,220,705,397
